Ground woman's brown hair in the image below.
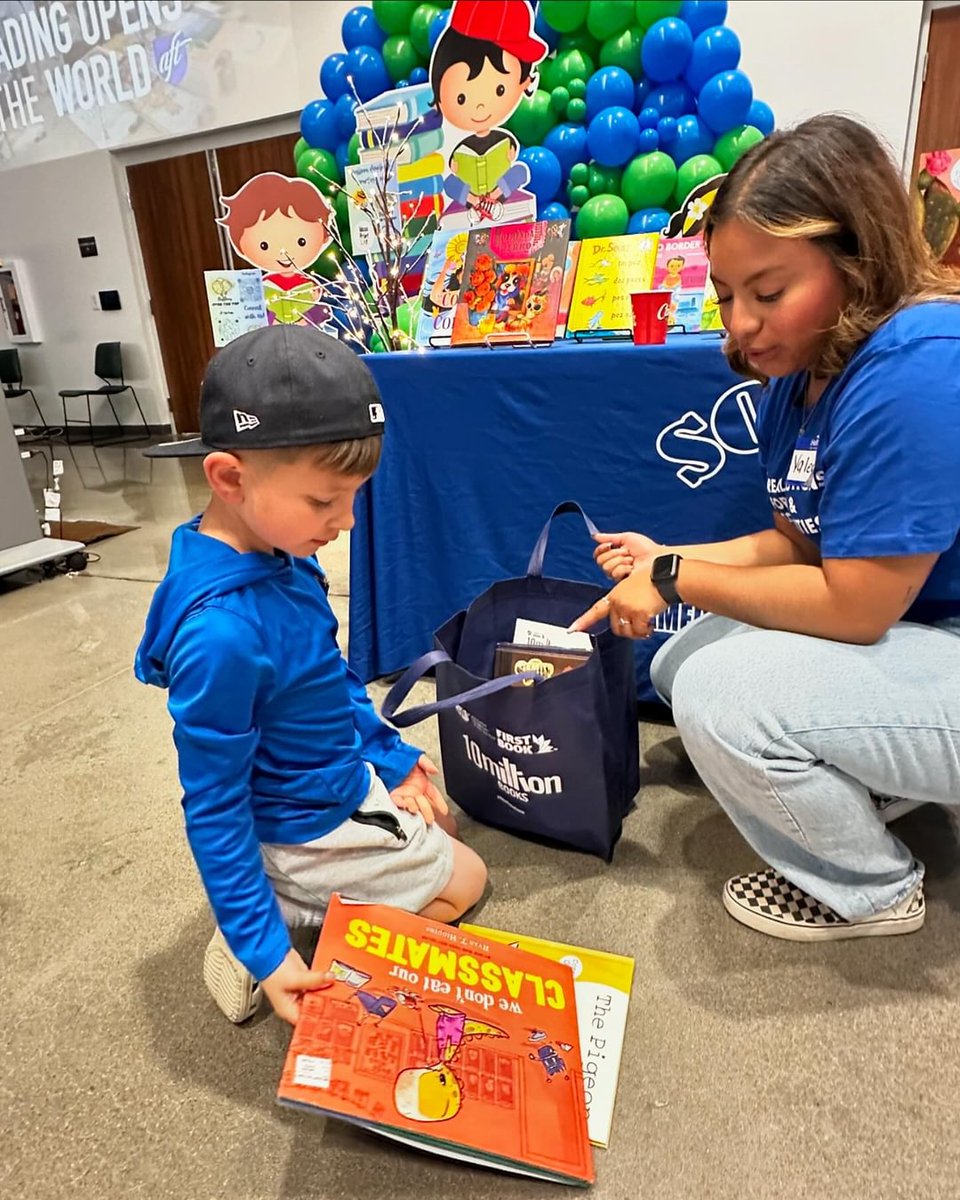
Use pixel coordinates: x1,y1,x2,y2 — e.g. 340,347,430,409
705,114,960,380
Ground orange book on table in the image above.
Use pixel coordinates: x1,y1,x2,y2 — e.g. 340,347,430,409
277,895,594,1185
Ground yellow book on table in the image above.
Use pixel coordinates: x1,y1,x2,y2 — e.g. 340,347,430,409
452,136,514,195
462,923,634,1149
566,233,659,336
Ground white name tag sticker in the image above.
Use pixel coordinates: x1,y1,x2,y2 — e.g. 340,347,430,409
786,435,819,485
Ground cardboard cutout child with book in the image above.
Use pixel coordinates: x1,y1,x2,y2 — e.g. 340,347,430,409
430,0,547,226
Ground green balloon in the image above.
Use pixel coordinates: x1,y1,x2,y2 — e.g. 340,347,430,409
505,90,557,146
550,85,571,115
347,132,361,165
409,3,442,57
558,31,601,61
713,124,764,172
675,153,724,206
540,0,589,33
588,163,622,197
566,97,587,123
383,34,420,83
538,56,558,92
635,0,681,28
297,147,340,196
622,150,677,211
311,246,342,281
569,162,590,185
552,49,595,89
293,136,309,165
587,0,635,40
568,183,591,208
372,0,417,35
599,27,644,75
576,193,629,238
567,76,587,99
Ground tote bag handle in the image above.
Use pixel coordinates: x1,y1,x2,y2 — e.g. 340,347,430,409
526,501,600,578
381,649,540,728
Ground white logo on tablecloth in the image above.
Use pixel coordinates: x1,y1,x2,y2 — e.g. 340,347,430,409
656,380,761,490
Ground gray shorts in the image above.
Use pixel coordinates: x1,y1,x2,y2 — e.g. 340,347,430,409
260,770,454,928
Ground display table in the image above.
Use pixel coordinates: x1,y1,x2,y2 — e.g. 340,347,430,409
350,336,771,701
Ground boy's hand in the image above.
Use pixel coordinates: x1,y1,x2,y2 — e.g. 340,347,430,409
261,948,334,1026
390,754,449,825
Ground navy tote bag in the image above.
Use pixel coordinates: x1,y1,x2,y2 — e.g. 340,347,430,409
381,503,640,860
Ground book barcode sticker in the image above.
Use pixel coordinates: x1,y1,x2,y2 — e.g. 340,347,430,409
293,1054,332,1090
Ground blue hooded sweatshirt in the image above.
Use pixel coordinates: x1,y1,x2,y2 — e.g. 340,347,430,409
135,517,420,981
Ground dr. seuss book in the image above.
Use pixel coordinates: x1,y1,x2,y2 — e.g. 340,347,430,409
566,234,659,337
278,896,594,1185
416,230,469,348
462,925,634,1149
915,148,960,268
652,236,710,333
450,219,572,347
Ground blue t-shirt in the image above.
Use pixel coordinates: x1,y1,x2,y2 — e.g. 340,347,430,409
757,301,960,625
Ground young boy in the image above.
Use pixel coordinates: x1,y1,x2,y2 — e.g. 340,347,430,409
136,325,487,1026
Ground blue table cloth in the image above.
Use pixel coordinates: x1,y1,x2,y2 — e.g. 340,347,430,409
350,336,771,702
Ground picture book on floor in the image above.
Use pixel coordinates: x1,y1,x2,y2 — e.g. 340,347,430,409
652,236,710,333
416,230,469,347
566,234,659,337
278,895,594,1185
462,925,635,1149
450,219,572,347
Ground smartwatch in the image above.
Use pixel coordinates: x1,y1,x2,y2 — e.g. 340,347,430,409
650,553,683,607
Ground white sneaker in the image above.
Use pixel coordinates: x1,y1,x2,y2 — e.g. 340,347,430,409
723,867,925,942
203,928,262,1023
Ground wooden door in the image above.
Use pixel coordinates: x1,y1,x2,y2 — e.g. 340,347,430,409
913,6,960,177
127,151,223,435
127,131,299,434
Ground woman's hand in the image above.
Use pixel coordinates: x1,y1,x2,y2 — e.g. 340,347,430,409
593,531,664,581
569,571,670,638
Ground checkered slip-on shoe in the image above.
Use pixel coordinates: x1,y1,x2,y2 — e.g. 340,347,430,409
202,928,263,1023
722,868,925,942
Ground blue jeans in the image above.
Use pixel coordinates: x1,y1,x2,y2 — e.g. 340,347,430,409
650,616,960,919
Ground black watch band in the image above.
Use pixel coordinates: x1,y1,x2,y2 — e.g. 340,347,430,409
650,553,683,607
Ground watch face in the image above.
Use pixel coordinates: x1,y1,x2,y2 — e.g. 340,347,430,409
653,554,678,582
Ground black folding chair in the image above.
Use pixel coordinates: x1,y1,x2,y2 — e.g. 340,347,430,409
0,347,47,432
58,342,150,446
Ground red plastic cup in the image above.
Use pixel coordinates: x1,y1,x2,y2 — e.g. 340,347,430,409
631,290,672,345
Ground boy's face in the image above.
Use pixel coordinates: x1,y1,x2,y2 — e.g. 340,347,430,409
439,52,527,134
237,207,328,273
231,456,368,558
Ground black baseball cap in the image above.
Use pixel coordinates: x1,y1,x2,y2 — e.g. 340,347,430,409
145,325,385,458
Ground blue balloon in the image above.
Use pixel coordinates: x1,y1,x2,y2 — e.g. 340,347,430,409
649,82,695,118
587,105,640,168
635,79,650,111
335,140,351,174
429,9,450,50
540,201,571,221
535,8,561,51
586,66,635,119
544,122,589,176
409,66,428,85
300,99,339,150
680,0,728,37
342,5,385,51
685,25,740,92
519,146,563,205
334,93,358,139
698,69,753,133
346,44,391,102
672,114,714,165
747,99,775,135
628,207,671,234
637,127,660,152
657,115,678,145
320,53,350,101
638,106,660,129
396,78,410,88
641,18,694,83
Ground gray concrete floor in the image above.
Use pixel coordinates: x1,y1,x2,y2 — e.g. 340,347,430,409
4,442,960,1200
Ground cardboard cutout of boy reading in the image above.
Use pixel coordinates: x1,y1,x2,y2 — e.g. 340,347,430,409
218,172,335,329
430,0,547,227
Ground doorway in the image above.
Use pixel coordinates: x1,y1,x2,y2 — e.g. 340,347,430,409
127,131,298,435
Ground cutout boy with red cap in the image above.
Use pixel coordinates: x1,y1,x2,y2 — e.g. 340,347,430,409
429,0,548,224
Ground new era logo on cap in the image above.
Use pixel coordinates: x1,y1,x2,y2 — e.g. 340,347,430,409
234,409,260,433
368,403,385,424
